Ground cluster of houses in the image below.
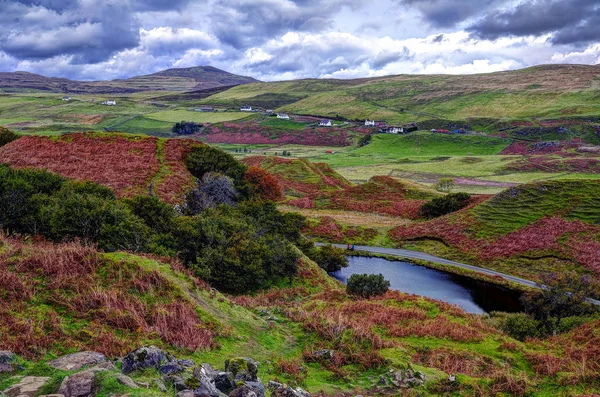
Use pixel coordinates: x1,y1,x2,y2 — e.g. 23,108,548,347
102,100,117,106
430,128,467,134
364,120,418,134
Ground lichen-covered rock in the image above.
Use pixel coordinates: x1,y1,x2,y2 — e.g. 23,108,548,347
121,346,175,374
193,365,235,394
49,352,106,371
224,358,258,382
244,381,265,397
3,376,50,397
0,351,15,364
165,375,188,392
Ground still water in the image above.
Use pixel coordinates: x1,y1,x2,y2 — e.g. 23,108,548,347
332,256,524,314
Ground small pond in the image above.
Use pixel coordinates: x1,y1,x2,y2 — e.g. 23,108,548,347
332,256,524,314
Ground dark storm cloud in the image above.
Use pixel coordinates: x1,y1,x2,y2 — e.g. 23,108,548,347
208,0,362,49
0,0,196,64
396,0,499,28
467,0,600,45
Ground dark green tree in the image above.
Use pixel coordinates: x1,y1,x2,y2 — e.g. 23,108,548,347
347,273,390,298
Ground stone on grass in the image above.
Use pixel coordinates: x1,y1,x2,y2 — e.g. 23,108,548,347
121,346,175,374
57,369,101,397
116,374,138,389
4,376,51,397
49,352,106,371
229,386,257,397
224,358,258,382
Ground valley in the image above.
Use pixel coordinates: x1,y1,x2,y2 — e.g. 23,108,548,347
0,64,599,397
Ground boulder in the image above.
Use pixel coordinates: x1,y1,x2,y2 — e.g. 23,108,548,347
224,358,258,382
229,386,257,397
270,385,311,397
49,352,106,371
121,346,175,374
3,376,50,397
310,350,333,362
176,392,195,397
154,379,167,393
193,365,234,394
158,363,184,375
57,370,99,397
116,374,138,389
0,351,16,364
244,381,265,397
164,375,187,392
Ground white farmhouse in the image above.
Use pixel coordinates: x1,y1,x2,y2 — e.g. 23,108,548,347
240,106,252,111
387,127,403,134
277,113,290,120
62,96,72,101
365,119,375,126
102,100,117,106
319,119,332,127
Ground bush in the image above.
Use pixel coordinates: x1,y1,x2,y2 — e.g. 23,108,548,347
419,192,471,218
244,166,282,201
172,121,201,135
347,273,390,298
497,313,542,341
0,127,20,147
313,244,348,273
358,134,372,147
435,178,456,193
184,173,238,214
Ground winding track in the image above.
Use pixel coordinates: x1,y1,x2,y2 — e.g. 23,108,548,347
317,243,600,306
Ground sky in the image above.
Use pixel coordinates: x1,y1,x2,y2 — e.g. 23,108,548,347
0,0,599,81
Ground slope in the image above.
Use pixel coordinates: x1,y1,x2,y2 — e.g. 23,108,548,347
200,64,600,123
0,132,198,203
0,66,258,94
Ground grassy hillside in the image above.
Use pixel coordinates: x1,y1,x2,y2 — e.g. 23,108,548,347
200,64,600,123
0,66,257,94
0,132,198,203
390,179,600,282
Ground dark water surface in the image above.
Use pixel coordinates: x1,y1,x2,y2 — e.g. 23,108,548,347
332,256,524,314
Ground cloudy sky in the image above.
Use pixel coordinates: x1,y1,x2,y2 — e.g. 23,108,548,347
0,0,599,81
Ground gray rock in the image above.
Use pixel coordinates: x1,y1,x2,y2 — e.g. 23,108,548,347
270,385,311,397
266,381,283,392
39,395,65,397
57,370,99,397
116,374,138,389
176,392,195,397
3,376,50,397
244,381,265,397
193,365,234,394
165,375,187,392
91,362,116,371
0,363,14,373
310,350,333,362
49,352,106,371
180,359,196,368
121,346,175,374
154,379,167,393
0,351,15,364
158,363,183,375
229,386,257,397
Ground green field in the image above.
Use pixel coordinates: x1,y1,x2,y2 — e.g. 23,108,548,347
145,109,251,123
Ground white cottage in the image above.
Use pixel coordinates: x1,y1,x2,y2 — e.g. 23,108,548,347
240,106,252,111
277,113,290,119
365,119,375,126
102,100,117,106
319,119,332,127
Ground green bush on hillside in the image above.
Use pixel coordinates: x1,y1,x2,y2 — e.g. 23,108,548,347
419,192,471,218
347,273,390,298
311,244,348,273
0,127,19,147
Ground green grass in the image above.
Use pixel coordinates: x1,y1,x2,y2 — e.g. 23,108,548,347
472,179,600,235
145,110,251,123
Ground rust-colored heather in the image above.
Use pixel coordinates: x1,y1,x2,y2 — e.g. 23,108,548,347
388,316,486,342
412,348,497,377
525,353,563,376
487,371,530,397
150,302,215,351
272,356,307,384
155,139,199,204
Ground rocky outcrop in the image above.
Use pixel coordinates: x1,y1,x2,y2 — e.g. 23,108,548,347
121,346,177,374
0,350,16,373
57,369,102,397
49,352,107,371
224,357,259,382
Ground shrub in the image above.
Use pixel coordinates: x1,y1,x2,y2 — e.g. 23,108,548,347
244,166,282,201
122,195,176,234
347,273,390,298
312,244,348,273
172,121,201,135
497,313,542,341
0,127,19,147
357,134,372,147
184,173,238,214
419,192,471,218
435,178,456,192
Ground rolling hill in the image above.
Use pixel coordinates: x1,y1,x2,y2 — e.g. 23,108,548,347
0,66,258,94
199,64,600,123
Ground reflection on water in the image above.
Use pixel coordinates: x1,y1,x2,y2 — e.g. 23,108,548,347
332,256,523,314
